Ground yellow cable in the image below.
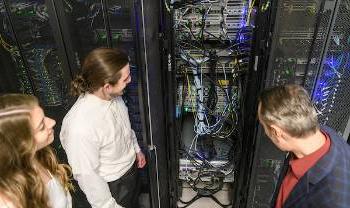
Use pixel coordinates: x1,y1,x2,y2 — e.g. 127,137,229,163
0,35,12,52
185,70,197,121
0,34,19,55
247,0,256,25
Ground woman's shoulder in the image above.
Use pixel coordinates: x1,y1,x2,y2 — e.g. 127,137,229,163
0,193,16,208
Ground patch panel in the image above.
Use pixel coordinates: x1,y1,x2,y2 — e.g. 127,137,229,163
179,158,235,182
177,80,237,114
174,0,249,41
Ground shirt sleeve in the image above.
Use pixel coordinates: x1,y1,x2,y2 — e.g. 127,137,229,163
75,172,124,208
118,97,141,154
60,127,99,175
131,130,141,153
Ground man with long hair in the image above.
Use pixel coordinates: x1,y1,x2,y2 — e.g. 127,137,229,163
60,48,146,208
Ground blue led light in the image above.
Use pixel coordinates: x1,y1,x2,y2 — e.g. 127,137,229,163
240,6,247,27
324,70,335,78
242,6,247,15
336,54,344,68
324,57,333,68
239,33,245,42
313,82,325,102
313,53,344,103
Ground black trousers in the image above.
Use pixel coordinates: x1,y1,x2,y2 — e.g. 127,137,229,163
108,162,139,208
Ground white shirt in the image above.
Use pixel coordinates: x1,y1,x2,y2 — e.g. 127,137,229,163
0,172,72,208
60,94,141,208
47,172,72,208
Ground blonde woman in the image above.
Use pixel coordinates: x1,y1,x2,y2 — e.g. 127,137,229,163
0,94,73,208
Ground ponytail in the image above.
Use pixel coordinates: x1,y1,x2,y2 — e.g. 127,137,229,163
70,75,88,97
71,48,129,97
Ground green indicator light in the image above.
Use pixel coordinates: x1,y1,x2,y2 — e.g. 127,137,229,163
285,69,292,75
113,34,121,40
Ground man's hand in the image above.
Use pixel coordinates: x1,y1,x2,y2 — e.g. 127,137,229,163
136,151,146,168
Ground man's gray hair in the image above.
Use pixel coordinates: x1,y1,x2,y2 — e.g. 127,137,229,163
258,84,319,138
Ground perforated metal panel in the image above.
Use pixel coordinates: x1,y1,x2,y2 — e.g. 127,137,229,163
247,0,342,207
311,0,350,139
264,0,322,87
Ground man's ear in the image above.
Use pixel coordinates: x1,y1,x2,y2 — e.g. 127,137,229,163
103,83,111,93
270,124,284,139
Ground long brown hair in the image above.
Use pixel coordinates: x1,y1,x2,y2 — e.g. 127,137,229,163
0,94,73,208
71,47,129,96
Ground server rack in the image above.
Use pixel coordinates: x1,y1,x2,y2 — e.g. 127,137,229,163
238,0,350,207
0,0,156,207
0,0,71,105
307,0,350,141
0,0,74,164
160,0,257,207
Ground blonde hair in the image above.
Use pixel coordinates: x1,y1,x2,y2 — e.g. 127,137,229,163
0,94,73,208
258,84,319,138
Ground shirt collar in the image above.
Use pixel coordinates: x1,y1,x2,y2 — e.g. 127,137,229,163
289,132,330,179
